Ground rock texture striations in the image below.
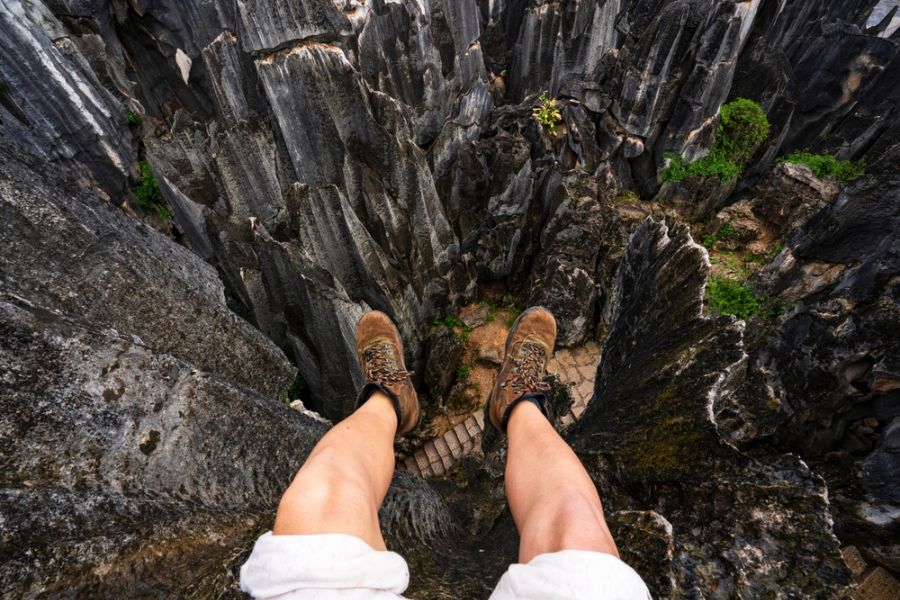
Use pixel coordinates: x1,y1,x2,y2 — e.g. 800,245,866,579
1,0,898,596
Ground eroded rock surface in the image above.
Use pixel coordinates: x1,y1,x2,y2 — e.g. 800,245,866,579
721,138,900,574
565,219,851,597
2,0,898,596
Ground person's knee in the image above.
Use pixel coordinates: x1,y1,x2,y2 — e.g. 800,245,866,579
278,450,375,520
519,491,617,561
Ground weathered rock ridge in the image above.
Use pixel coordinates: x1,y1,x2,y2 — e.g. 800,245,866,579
1,0,898,596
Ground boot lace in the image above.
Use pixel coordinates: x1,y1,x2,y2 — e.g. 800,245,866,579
363,343,414,385
500,341,550,395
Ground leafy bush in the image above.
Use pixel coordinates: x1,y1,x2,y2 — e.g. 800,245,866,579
457,365,471,380
533,92,562,135
661,98,769,183
132,161,172,220
706,275,783,320
662,152,741,183
706,276,761,319
777,151,864,182
716,98,770,165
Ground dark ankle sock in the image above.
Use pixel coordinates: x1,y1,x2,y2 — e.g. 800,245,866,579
355,382,403,424
501,392,550,432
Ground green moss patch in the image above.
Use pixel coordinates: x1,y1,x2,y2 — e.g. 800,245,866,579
706,275,782,320
777,150,864,182
661,98,770,184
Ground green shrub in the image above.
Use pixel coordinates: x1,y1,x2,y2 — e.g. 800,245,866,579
442,314,464,329
777,151,864,182
707,275,783,320
533,92,562,135
661,98,769,183
133,161,161,206
485,304,497,323
706,276,761,319
457,365,471,380
716,98,770,165
661,152,741,183
132,161,172,220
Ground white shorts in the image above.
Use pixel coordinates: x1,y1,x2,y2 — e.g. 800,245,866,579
240,532,651,599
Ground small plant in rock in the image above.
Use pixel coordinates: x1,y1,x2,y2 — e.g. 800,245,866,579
661,98,769,184
706,276,761,319
485,304,497,323
457,365,471,380
501,294,523,327
437,314,473,343
285,372,306,401
125,109,142,126
777,151,864,182
706,275,783,320
701,223,739,249
533,92,562,135
132,161,172,220
614,190,640,203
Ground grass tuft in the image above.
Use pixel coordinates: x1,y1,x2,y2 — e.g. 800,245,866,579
702,223,739,249
133,161,172,220
706,275,782,320
661,98,769,184
777,151,864,182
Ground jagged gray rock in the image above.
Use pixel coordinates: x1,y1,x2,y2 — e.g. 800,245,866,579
2,0,899,594
0,0,132,200
0,140,293,398
0,296,324,597
236,0,349,54
562,219,851,597
720,136,900,573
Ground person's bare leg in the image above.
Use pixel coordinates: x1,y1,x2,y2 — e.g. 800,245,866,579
505,401,619,564
272,391,397,550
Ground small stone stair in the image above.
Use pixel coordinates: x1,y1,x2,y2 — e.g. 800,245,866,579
402,341,601,477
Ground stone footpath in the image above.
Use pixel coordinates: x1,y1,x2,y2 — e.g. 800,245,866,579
401,342,602,477
842,546,900,600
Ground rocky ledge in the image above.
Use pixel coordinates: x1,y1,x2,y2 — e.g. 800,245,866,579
2,0,899,597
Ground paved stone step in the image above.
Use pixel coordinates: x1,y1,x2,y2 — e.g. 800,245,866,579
401,342,601,478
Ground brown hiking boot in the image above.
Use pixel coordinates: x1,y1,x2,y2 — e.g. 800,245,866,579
488,307,557,432
355,311,420,436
